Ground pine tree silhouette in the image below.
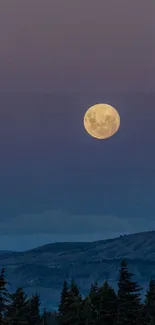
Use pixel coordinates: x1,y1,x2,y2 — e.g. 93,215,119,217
117,258,142,325
0,268,9,324
144,278,155,325
6,287,29,325
28,293,41,325
58,279,82,325
58,280,69,324
89,281,100,325
97,280,117,325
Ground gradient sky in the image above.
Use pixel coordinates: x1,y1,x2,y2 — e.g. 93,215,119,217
0,1,155,250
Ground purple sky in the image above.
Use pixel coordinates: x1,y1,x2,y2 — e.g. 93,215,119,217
0,0,154,92
0,1,155,251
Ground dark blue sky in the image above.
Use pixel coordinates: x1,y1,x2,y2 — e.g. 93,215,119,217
0,0,154,250
0,92,155,250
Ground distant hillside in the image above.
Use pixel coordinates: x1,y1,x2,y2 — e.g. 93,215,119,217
1,231,155,310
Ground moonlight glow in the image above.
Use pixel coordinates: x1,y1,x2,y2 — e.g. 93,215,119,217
83,103,120,139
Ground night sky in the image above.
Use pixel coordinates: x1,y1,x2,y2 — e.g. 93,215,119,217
0,0,155,250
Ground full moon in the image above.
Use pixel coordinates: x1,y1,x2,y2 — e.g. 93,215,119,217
83,103,120,139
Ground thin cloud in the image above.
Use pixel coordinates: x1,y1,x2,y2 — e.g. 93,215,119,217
0,209,154,235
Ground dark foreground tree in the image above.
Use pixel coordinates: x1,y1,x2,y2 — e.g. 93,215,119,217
42,308,50,325
0,268,9,324
144,278,155,325
6,287,29,325
58,279,82,325
28,293,41,325
57,280,69,325
97,280,117,325
80,296,92,325
88,281,100,325
117,258,142,325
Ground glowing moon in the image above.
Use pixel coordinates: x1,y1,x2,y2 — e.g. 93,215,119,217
84,103,120,139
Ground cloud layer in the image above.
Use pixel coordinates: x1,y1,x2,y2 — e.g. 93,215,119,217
0,209,154,236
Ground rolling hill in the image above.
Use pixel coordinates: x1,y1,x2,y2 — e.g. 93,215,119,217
1,231,155,310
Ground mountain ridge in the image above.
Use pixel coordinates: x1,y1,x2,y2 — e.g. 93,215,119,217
1,230,155,310
1,230,155,254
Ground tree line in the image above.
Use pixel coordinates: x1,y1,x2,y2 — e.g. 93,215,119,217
0,258,155,324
